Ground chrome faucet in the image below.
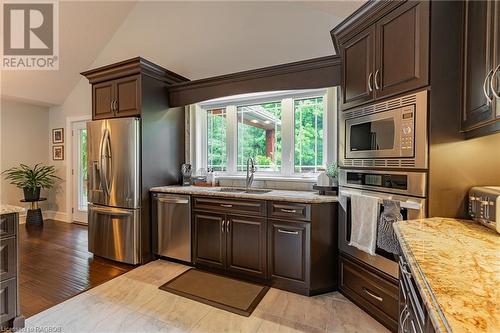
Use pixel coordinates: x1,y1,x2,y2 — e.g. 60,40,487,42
246,157,256,190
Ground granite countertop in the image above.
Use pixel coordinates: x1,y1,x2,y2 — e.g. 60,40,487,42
150,185,338,204
393,217,500,333
0,204,25,215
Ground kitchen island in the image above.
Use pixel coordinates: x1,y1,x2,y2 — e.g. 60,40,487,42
394,217,499,333
0,204,24,330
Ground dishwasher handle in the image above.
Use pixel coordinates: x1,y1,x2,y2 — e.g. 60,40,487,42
156,197,189,204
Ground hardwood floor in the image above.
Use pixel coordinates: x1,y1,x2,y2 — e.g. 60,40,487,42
19,220,134,318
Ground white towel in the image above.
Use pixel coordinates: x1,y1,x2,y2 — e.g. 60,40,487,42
349,194,379,256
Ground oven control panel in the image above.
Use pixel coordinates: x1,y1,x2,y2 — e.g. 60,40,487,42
400,106,415,156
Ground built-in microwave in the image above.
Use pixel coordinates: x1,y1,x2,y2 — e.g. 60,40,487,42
339,91,428,169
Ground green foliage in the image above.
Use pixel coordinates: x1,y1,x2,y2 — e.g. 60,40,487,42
207,97,325,173
294,97,324,172
207,110,227,171
2,163,62,190
326,162,339,179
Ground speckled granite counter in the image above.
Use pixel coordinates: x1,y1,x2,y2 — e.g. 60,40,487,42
0,204,24,215
150,186,338,204
394,218,500,333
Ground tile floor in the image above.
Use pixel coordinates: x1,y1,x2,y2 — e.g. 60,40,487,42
25,260,389,333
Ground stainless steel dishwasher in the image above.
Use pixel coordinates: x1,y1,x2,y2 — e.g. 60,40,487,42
152,193,191,263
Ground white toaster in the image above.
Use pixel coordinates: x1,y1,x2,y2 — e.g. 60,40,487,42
468,186,500,233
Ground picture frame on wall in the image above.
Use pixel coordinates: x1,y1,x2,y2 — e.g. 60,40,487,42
52,128,64,144
52,145,64,160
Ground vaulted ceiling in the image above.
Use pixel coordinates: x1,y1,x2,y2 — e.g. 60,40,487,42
1,1,363,107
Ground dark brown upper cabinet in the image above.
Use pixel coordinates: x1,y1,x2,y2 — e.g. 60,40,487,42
461,0,500,137
375,1,429,99
341,27,375,110
333,1,429,111
82,57,189,120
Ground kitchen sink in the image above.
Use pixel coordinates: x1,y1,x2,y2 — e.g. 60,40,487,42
217,187,273,194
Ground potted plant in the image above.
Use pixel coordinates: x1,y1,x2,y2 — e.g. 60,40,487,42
325,162,339,186
2,164,61,201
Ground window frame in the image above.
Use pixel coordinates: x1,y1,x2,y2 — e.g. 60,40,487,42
190,88,337,179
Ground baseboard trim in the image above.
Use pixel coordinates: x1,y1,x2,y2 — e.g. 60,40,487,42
18,210,70,224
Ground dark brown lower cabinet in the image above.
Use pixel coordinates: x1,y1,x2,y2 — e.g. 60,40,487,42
268,219,310,293
193,212,226,270
193,210,267,279
339,253,398,332
226,215,267,278
0,213,23,330
0,278,16,324
268,201,338,296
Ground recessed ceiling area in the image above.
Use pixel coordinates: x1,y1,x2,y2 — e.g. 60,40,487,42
0,1,364,107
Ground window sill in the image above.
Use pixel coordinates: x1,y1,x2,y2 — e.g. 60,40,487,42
215,174,318,183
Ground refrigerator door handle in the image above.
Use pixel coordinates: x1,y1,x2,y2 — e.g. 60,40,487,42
90,205,133,217
100,128,112,196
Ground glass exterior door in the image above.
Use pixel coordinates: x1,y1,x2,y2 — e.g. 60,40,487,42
72,121,88,224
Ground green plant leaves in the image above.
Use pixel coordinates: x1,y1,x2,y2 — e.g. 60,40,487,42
1,163,62,190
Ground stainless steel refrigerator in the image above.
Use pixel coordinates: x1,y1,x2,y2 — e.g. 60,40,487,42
87,117,141,264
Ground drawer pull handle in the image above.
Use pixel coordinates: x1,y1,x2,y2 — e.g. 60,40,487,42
221,220,226,233
280,209,297,213
220,204,233,208
362,287,383,302
277,229,299,235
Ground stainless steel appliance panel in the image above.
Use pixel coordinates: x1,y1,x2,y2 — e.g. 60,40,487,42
152,193,192,262
88,204,140,264
339,90,428,169
87,118,140,209
338,187,426,278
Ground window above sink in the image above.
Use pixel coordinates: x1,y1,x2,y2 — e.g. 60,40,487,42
188,88,338,180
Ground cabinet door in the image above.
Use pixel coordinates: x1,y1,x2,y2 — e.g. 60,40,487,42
375,1,429,99
493,1,500,119
268,220,309,283
341,27,375,110
0,278,16,324
115,75,141,118
462,0,496,131
93,81,115,120
193,212,226,269
0,238,16,281
226,215,267,278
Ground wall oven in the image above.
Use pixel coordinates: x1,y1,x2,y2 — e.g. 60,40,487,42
339,90,428,169
338,169,427,278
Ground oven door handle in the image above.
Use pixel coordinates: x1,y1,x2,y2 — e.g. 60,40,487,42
340,191,422,211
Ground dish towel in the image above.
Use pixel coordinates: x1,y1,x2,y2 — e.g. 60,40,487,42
377,200,403,255
349,194,379,255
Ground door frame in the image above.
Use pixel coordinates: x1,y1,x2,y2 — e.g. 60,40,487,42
65,115,91,224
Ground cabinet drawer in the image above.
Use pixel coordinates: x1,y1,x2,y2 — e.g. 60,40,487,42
268,202,311,221
0,278,16,324
0,214,16,239
0,237,16,281
193,197,266,216
340,255,398,331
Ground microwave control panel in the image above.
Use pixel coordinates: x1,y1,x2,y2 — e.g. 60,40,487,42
400,106,415,156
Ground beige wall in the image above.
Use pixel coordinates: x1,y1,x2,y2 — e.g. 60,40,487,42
429,132,500,218
0,99,51,209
